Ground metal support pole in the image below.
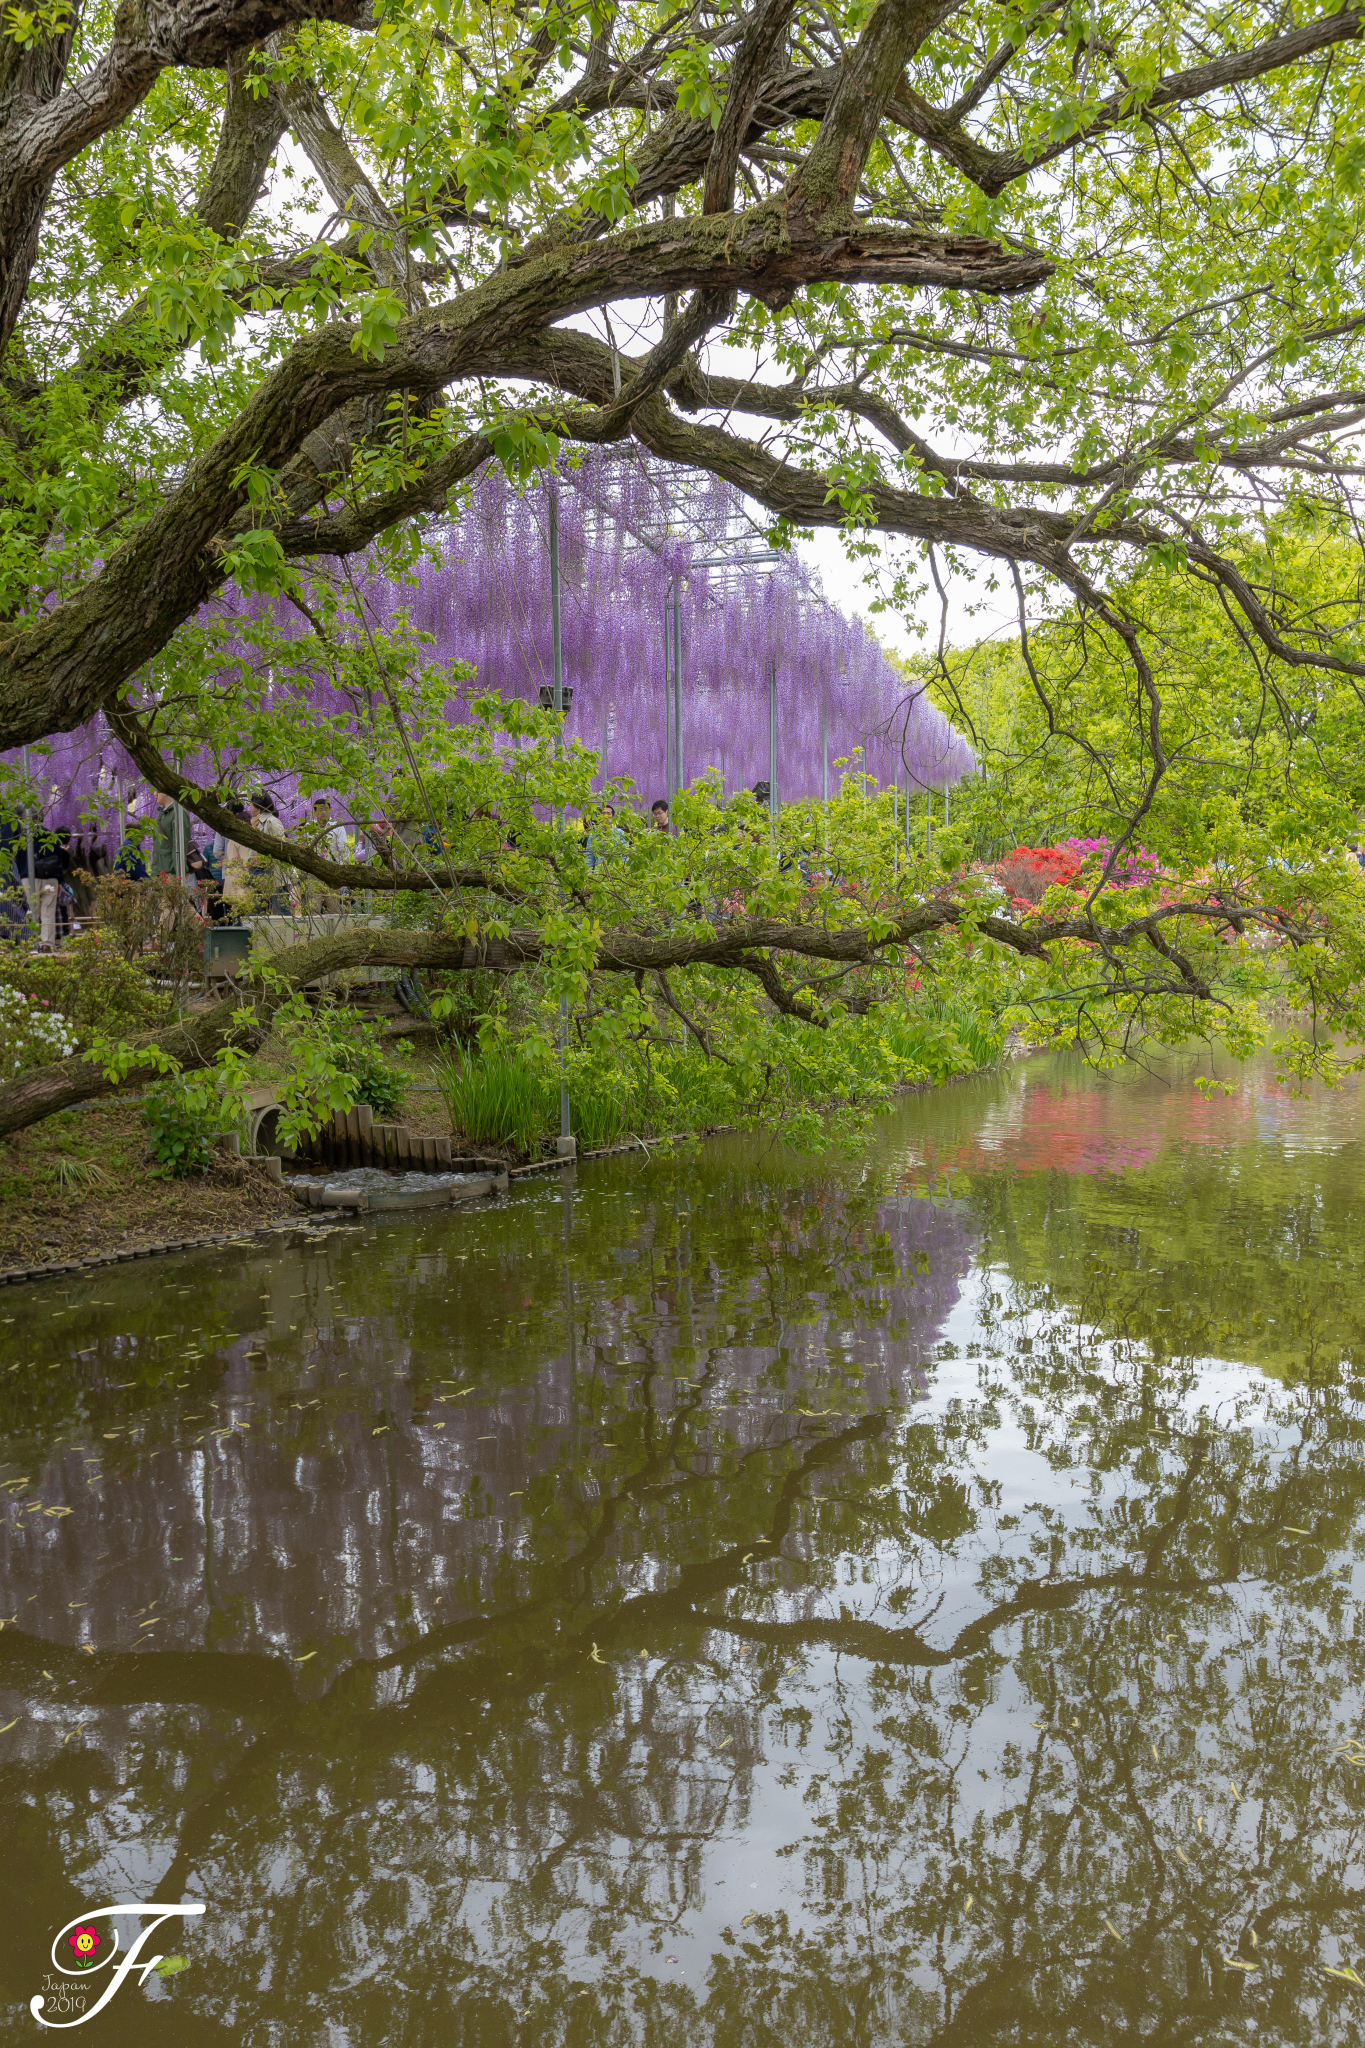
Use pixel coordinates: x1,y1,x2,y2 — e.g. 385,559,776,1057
663,588,673,803
926,789,932,857
173,770,186,881
21,746,35,917
549,484,563,722
549,479,571,1145
667,585,679,806
821,696,828,855
893,783,898,879
672,580,682,806
768,660,778,831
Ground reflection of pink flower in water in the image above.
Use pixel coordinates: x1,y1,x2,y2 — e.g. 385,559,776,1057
68,1927,100,1959
917,1076,1254,1182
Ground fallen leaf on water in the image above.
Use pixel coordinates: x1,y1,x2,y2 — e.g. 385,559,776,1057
1250,1932,1258,1949
294,1651,317,1663
741,1913,757,1928
1151,1745,1159,1763
1104,1919,1121,1941
372,1426,388,1436
1229,1779,1242,1799
589,1643,605,1664
153,1956,189,1979
963,1895,973,1913
1323,1964,1364,1984
715,1736,732,1751
742,1553,754,1563
1223,1957,1257,1974
1175,1848,1191,1866
0,1718,17,1733
1285,1526,1311,1536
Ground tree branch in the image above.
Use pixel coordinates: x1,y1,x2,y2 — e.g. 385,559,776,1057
786,0,950,233
0,207,1046,749
111,709,514,895
0,895,1315,1137
739,952,824,1023
702,0,797,215
0,0,376,353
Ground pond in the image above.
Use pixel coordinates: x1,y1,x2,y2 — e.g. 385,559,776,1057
2,1049,1365,2044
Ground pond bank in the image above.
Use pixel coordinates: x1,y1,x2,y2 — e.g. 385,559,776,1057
0,1048,1008,1283
0,1100,299,1272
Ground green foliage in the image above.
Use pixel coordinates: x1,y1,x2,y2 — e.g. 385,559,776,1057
143,1050,250,1177
435,1044,559,1153
328,1019,407,1121
0,930,169,1041
56,1155,115,1193
260,996,363,1153
881,1000,1006,1087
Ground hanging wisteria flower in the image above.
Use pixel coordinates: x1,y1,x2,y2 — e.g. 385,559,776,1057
0,987,78,1079
3,453,974,827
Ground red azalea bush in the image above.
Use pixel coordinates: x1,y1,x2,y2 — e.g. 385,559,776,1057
993,844,1084,908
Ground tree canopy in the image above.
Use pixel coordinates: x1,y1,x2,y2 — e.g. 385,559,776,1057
4,1,1365,741
4,0,1365,1135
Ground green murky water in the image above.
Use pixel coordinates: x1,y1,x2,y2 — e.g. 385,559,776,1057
3,1051,1365,2044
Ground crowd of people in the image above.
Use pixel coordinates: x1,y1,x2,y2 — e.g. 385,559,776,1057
0,788,383,950
0,785,702,951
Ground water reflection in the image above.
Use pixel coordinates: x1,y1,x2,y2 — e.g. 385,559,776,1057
2,1054,1365,2044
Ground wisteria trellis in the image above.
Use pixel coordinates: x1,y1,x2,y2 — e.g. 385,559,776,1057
7,452,973,834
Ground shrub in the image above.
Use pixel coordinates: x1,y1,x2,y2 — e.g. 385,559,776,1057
882,1000,1005,1085
1060,836,1164,886
0,929,169,1040
143,1054,249,1177
993,845,1083,907
0,986,78,1080
327,1020,406,1119
91,875,205,985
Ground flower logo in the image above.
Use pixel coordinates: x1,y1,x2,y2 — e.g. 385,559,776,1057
67,1927,100,1966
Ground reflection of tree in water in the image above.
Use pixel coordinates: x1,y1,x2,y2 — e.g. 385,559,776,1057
5,1169,1365,2043
0,1179,976,1663
946,1072,1365,1393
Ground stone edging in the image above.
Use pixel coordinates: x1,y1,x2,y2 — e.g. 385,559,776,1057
0,1217,329,1289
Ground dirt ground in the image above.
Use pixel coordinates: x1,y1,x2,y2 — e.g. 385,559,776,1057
0,1039,469,1270
0,1101,301,1270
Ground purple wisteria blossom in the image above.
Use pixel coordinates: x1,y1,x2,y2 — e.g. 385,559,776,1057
8,454,973,833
